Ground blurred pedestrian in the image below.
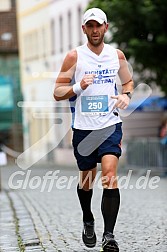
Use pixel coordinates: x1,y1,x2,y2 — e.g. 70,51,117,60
0,143,7,166
54,7,134,252
159,118,167,145
158,118,167,174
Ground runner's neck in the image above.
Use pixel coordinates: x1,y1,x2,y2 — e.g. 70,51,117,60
87,42,104,56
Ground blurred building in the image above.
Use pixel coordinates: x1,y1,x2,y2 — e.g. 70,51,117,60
0,0,23,156
16,0,89,165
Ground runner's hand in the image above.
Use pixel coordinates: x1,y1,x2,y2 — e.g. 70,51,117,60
80,74,95,90
111,94,130,110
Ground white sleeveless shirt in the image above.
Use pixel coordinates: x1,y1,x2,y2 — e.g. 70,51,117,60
72,43,122,130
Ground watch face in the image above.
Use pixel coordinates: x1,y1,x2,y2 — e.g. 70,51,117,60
127,93,132,99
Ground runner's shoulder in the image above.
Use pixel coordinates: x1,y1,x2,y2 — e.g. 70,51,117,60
116,49,126,60
66,49,77,64
61,49,77,71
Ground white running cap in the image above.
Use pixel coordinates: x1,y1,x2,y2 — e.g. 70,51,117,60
83,8,107,25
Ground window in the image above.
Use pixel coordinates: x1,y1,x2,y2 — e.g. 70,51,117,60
68,11,72,50
11,0,15,8
42,27,46,58
51,19,55,55
23,30,38,61
78,6,82,45
59,15,63,53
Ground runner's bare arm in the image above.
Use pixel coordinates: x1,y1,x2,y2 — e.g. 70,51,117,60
111,49,134,110
117,49,134,94
53,50,77,101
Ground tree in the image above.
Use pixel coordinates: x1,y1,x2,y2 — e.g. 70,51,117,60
88,0,167,94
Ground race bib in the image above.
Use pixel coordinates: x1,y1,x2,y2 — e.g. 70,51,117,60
81,95,109,115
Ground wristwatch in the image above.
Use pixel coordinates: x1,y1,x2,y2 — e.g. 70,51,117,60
123,92,132,99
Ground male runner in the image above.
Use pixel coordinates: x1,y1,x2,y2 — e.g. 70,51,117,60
54,7,134,252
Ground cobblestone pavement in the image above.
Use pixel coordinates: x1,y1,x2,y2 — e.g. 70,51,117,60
0,165,167,252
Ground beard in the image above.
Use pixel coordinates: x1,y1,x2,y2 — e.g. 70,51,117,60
86,33,104,47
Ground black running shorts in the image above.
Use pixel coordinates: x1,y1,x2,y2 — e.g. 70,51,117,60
72,123,122,171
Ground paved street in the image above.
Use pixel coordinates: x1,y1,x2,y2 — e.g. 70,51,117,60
0,164,167,252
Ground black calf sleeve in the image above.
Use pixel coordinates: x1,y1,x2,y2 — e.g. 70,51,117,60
101,188,120,234
77,184,94,222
